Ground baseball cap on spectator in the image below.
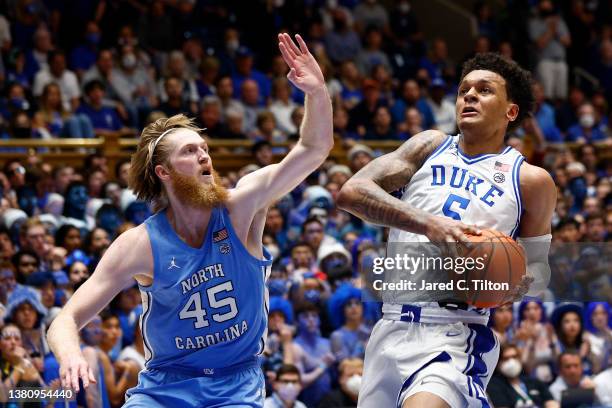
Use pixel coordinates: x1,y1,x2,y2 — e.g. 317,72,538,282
5,286,48,325
303,186,333,210
44,193,64,216
431,78,446,89
65,249,91,267
347,144,374,162
39,214,58,233
52,270,70,286
25,271,55,287
327,165,352,179
318,242,352,268
269,296,294,324
2,208,27,230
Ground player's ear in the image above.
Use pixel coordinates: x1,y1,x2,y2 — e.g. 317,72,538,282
506,103,519,123
155,164,171,181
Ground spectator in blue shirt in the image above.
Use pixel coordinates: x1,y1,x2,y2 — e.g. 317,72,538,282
76,80,123,134
567,103,608,143
231,46,271,104
69,21,101,79
533,81,564,143
391,79,435,129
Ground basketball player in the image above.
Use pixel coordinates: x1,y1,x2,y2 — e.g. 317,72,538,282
47,33,332,407
337,53,556,408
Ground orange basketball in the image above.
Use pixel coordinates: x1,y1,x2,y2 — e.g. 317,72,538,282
453,229,526,308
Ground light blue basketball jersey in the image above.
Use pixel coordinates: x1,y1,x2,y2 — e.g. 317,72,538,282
139,206,272,373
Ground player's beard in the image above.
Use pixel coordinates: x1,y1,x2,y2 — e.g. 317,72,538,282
169,168,229,209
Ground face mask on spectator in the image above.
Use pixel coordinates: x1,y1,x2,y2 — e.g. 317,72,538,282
579,114,595,128
277,383,300,402
122,54,137,69
346,374,362,396
500,358,522,378
268,279,288,296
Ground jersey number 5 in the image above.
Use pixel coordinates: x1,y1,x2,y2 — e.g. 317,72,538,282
442,193,470,221
179,281,238,329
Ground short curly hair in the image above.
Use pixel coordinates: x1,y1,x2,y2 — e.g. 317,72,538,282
460,53,534,131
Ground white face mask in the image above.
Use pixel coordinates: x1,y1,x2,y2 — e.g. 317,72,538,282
277,383,300,402
579,114,595,128
500,358,522,378
345,374,362,396
122,54,137,69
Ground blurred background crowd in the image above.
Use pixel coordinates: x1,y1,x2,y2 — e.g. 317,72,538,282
0,0,610,407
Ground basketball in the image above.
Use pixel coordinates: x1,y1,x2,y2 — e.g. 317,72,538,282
455,229,527,308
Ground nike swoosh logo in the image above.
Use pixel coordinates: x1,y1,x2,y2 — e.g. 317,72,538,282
446,331,461,337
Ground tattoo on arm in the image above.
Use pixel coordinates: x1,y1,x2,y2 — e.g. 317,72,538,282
349,185,429,233
340,130,447,231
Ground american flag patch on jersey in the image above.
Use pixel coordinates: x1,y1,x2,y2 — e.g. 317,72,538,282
213,228,229,242
494,161,510,172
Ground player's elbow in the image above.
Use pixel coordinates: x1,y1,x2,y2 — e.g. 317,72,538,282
337,182,359,212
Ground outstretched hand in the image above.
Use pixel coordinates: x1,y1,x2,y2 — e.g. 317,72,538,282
278,33,325,95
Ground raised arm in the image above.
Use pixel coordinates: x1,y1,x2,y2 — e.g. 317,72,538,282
230,33,332,212
337,130,480,243
47,225,152,391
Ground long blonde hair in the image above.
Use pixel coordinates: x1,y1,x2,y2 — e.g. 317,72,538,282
128,114,202,212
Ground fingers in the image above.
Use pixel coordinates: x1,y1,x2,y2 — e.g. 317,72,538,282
278,33,298,61
70,365,80,392
278,43,296,69
295,34,310,54
281,32,302,57
462,224,482,236
79,363,89,389
88,367,97,384
287,68,297,83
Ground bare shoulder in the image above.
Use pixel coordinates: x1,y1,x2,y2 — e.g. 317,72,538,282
519,162,557,203
97,224,153,279
350,129,448,192
392,129,449,161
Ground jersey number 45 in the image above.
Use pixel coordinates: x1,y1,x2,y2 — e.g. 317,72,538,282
179,281,238,328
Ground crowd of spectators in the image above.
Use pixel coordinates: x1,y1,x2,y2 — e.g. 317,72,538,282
0,0,610,407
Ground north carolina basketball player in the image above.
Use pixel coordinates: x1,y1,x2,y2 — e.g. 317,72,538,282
338,53,556,408
47,33,333,408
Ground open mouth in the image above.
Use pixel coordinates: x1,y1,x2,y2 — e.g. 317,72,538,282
461,106,479,117
201,169,211,176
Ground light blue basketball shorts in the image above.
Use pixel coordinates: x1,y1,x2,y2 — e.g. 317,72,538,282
124,359,265,408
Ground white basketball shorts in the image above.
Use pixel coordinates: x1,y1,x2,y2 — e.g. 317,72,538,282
358,319,499,408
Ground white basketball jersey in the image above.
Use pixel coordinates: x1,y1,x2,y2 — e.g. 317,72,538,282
384,134,524,324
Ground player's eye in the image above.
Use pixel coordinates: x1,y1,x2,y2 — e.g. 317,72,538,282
459,88,468,95
481,87,491,94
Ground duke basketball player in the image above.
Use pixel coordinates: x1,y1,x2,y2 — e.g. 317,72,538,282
47,33,333,407
338,53,556,408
